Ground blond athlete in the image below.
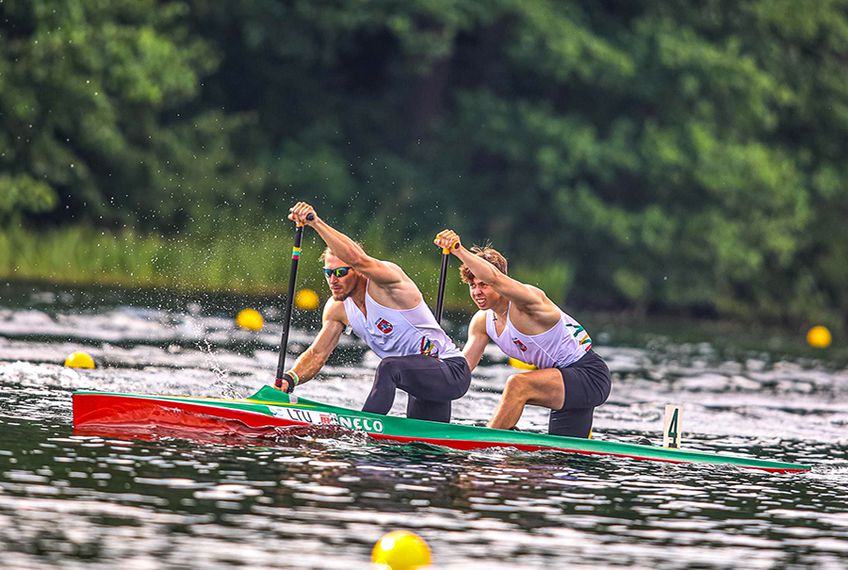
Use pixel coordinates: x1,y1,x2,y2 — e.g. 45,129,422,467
434,230,610,437
274,203,471,423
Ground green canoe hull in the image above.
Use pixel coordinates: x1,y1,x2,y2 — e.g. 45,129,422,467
72,386,810,473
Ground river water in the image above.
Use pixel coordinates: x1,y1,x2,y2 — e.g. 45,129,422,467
1,281,847,569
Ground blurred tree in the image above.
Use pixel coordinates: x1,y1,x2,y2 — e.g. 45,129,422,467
0,0,250,231
4,0,848,327
0,174,56,223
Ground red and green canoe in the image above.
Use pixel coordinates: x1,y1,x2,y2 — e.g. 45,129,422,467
72,386,810,473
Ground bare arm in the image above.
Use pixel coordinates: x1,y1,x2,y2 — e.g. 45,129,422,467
289,202,404,287
434,230,551,315
462,310,490,371
276,300,345,391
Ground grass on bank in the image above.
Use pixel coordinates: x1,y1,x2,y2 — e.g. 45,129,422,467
0,224,573,311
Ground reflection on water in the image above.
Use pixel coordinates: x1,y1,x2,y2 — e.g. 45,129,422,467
1,282,847,568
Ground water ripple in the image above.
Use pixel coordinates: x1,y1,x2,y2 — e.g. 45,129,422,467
1,297,847,567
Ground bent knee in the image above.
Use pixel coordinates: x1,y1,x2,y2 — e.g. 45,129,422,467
376,357,405,376
503,374,532,399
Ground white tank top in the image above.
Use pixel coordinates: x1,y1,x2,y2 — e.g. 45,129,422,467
343,285,462,360
485,304,592,368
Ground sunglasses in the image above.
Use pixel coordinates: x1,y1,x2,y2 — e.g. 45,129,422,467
323,266,353,278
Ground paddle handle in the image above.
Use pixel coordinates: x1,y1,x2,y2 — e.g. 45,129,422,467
434,247,450,324
276,213,313,381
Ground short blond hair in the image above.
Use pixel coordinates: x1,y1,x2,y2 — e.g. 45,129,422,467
319,242,365,264
460,245,508,283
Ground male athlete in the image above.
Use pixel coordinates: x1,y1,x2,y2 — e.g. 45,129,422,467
433,230,610,437
274,202,471,423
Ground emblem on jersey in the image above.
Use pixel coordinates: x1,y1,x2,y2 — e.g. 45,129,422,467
512,338,528,352
375,318,394,334
419,337,440,358
566,324,592,351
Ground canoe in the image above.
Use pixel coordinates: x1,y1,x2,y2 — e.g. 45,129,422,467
72,386,810,473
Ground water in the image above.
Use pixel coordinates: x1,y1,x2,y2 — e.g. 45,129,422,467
1,281,847,568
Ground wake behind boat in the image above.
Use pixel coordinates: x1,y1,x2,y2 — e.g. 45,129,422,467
72,386,810,474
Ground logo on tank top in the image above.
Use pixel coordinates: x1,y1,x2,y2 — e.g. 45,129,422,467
419,337,440,358
512,338,528,352
375,318,394,334
566,324,592,351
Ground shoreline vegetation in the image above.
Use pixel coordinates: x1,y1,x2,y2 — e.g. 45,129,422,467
0,224,571,313
5,3,848,336
3,224,843,352
3,224,843,364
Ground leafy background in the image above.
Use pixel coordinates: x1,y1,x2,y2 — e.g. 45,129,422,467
2,0,846,329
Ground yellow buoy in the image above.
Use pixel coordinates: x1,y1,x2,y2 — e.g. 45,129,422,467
371,530,431,570
508,357,537,370
294,288,320,310
64,351,95,369
235,308,264,331
806,325,832,349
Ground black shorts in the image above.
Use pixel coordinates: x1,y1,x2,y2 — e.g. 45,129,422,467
548,349,611,438
363,355,472,423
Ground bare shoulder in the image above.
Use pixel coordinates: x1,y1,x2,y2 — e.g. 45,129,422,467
378,260,409,280
367,260,422,307
469,309,488,330
513,284,557,310
322,297,348,324
508,284,560,329
524,283,549,300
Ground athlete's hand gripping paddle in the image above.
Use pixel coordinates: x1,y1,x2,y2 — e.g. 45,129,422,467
433,230,460,324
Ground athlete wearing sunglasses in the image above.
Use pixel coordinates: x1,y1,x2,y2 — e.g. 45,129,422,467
323,266,352,279
274,202,471,424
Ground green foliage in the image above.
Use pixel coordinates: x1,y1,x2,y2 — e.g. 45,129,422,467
0,174,57,221
0,0,243,230
3,0,848,328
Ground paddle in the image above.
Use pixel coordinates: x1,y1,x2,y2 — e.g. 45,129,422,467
434,247,451,324
275,213,313,387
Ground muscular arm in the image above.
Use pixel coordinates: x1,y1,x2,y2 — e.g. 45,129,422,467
289,202,420,306
462,310,490,371
302,213,404,287
434,229,561,330
452,245,549,314
279,301,346,390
